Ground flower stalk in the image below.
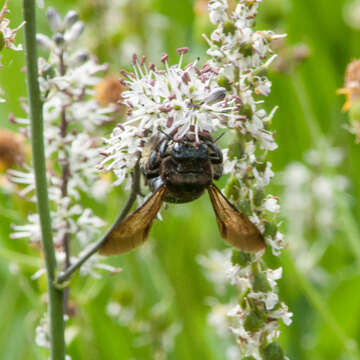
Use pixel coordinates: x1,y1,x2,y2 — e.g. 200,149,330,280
198,1,291,358
57,39,71,313
22,0,65,359
55,161,141,285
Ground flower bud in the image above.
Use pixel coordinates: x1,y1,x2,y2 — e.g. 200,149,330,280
217,76,232,91
240,103,253,118
36,34,55,51
53,33,65,47
239,42,254,57
224,176,241,200
238,199,252,216
69,51,89,66
64,21,84,43
255,161,267,172
231,250,252,267
244,310,264,333
40,62,55,79
223,20,236,35
253,188,265,206
252,272,271,292
261,342,285,360
264,222,277,237
205,87,226,105
64,10,79,28
46,7,63,32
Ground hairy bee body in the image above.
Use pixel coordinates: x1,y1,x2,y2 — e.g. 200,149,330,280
99,131,265,256
140,133,223,203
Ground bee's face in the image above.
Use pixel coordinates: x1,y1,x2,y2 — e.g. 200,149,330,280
141,134,223,203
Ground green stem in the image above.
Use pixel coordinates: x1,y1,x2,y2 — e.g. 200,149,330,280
22,1,65,359
291,71,323,143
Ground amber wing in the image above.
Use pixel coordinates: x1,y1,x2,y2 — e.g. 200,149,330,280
100,185,167,256
208,184,265,252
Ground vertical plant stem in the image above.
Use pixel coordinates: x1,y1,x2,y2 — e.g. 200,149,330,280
22,1,66,359
58,49,71,314
291,71,323,143
336,196,360,269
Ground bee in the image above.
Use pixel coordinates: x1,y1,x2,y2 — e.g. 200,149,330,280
99,132,265,256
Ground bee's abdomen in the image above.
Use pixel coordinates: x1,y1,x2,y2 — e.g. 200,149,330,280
146,175,204,203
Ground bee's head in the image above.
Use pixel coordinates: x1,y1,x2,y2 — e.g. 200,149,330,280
155,135,222,203
169,139,209,173
141,133,224,203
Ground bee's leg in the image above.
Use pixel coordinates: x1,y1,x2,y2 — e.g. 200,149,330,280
148,176,164,192
206,142,223,180
212,163,223,180
159,138,170,158
148,150,161,170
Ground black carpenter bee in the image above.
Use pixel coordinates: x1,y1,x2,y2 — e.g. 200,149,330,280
99,132,265,255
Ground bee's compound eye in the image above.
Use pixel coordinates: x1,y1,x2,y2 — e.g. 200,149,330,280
148,151,160,170
199,143,208,152
173,142,181,152
159,139,169,157
207,142,223,164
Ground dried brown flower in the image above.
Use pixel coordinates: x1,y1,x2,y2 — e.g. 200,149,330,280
338,60,360,111
95,75,126,106
0,129,26,172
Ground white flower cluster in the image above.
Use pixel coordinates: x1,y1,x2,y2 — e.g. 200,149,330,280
202,0,287,256
100,49,239,186
198,1,291,358
10,8,117,278
0,0,25,102
205,0,284,178
281,147,347,282
200,250,292,359
0,0,24,53
101,0,285,197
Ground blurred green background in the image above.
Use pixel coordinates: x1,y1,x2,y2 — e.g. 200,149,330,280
1,0,360,359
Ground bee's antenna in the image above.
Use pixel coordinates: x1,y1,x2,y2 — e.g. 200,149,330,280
214,132,225,143
159,129,173,140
